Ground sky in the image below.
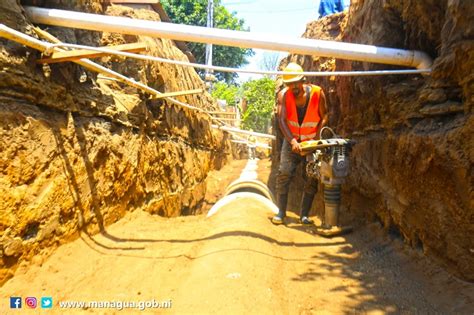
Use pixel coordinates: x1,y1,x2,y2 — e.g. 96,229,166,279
220,0,322,82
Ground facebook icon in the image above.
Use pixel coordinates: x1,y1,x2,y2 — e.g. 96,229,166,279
10,297,22,309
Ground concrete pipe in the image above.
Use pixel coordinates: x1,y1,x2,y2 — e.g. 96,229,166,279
224,179,276,204
207,160,277,218
207,192,278,218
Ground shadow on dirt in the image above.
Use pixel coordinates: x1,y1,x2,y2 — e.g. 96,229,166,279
290,224,470,314
83,229,347,248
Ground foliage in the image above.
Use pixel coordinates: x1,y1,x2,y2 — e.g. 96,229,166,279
211,82,239,107
241,77,276,133
160,0,254,84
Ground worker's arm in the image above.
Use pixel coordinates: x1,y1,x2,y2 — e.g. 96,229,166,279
318,89,328,138
277,89,301,153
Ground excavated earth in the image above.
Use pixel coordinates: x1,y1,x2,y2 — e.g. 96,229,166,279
0,0,232,284
272,0,473,282
1,159,473,314
0,0,473,313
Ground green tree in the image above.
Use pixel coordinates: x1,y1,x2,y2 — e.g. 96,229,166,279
241,77,275,133
160,0,254,84
211,82,239,107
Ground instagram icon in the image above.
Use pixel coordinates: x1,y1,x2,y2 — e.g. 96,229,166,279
25,297,37,309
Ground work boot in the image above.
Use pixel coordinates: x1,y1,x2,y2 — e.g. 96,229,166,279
272,194,288,225
300,216,314,225
299,193,315,225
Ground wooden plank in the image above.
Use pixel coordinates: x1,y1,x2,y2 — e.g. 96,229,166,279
34,27,62,44
153,89,203,99
211,117,241,121
207,111,237,116
33,27,162,98
37,42,148,64
33,27,205,112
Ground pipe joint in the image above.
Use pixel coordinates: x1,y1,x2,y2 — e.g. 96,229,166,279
412,50,433,70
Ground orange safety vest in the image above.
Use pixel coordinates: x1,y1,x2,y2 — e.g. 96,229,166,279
285,85,321,142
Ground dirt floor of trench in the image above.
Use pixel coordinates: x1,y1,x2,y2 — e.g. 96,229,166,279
1,159,473,314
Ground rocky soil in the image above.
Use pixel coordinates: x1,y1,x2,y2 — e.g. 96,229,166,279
1,0,472,300
0,0,231,284
271,0,473,281
1,159,473,314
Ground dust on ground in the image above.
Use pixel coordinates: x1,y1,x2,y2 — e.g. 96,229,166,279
1,159,473,314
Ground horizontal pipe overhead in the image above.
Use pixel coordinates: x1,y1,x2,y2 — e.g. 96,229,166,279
212,125,276,140
24,6,432,69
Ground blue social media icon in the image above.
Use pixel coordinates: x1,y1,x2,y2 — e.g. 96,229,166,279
41,297,53,308
10,297,22,309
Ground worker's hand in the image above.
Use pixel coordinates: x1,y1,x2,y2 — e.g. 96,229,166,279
290,139,301,154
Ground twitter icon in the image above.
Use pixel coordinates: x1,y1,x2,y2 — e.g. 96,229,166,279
41,297,53,309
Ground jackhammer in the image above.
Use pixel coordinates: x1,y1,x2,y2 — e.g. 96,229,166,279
300,127,355,237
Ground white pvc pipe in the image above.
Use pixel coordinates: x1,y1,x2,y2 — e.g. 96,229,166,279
212,125,276,140
231,140,272,150
0,25,265,144
0,23,50,52
0,24,205,113
24,6,432,69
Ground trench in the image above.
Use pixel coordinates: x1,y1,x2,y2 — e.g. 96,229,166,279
1,158,472,314
1,1,473,314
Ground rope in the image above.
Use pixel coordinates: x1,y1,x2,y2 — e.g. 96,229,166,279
46,43,432,77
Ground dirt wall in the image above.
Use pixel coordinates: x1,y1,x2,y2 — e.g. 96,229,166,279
271,0,473,281
0,0,231,284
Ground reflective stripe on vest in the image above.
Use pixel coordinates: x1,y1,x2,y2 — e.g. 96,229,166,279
285,85,321,142
300,133,317,141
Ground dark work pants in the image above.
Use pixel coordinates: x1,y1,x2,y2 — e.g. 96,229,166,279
276,139,318,195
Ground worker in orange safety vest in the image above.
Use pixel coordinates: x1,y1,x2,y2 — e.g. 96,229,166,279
272,62,328,225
